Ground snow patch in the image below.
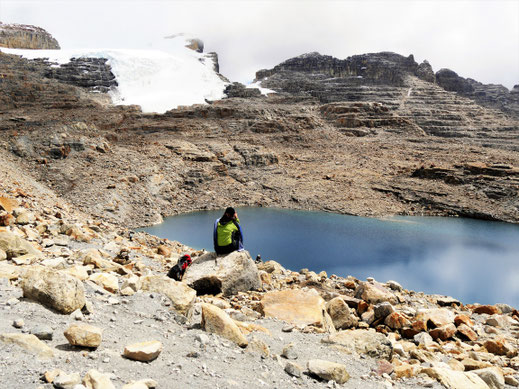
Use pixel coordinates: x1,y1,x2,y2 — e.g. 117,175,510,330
246,81,276,95
1,46,228,114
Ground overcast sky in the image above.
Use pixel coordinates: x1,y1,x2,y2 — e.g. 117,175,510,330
1,0,518,89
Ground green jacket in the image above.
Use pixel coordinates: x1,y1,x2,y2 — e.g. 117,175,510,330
216,217,240,246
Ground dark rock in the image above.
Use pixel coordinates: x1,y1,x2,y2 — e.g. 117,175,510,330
416,60,435,83
224,83,262,98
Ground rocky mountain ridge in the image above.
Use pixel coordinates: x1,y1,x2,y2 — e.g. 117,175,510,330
256,52,519,118
0,22,60,50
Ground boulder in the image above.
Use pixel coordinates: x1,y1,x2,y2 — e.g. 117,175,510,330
354,281,397,304
89,273,119,293
429,323,457,341
415,308,455,328
260,288,327,327
0,248,6,261
285,361,303,377
140,275,196,316
201,303,248,347
322,329,392,359
454,314,474,327
484,337,517,357
182,251,260,296
64,324,102,348
0,231,41,259
257,260,287,275
326,297,358,330
0,262,19,279
472,305,501,315
21,267,86,314
307,359,350,384
123,341,163,362
0,197,19,213
423,367,489,389
83,369,116,389
471,367,504,389
0,333,54,359
384,312,411,330
457,323,478,341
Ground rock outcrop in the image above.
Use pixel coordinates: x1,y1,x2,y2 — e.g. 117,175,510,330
182,250,261,296
0,22,60,49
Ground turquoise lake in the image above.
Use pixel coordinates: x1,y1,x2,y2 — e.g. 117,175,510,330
139,208,519,307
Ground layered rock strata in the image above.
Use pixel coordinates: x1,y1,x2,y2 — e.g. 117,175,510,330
0,50,518,226
0,22,60,50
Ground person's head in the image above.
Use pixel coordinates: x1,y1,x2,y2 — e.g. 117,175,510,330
224,207,235,218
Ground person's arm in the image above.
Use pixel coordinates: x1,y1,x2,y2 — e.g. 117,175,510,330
213,219,219,250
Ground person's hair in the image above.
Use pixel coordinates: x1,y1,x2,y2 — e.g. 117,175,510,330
224,207,235,216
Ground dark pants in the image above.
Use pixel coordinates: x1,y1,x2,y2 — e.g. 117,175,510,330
215,242,238,255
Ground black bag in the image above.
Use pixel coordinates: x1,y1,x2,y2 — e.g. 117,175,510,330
167,254,192,281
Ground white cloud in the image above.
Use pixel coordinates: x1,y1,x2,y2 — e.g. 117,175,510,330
2,0,518,88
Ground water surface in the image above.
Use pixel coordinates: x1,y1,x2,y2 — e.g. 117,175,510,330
140,208,519,307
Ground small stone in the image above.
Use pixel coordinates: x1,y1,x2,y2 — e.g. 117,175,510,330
13,318,24,328
307,359,350,384
123,340,163,362
122,379,158,389
43,369,63,383
30,325,53,340
247,336,270,358
195,333,209,345
53,372,81,389
82,369,115,389
64,324,103,348
89,273,119,294
414,332,435,348
7,297,19,306
285,361,303,377
281,343,298,360
71,309,84,321
385,280,403,291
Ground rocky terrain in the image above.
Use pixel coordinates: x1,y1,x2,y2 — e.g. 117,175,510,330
0,178,519,389
0,23,518,389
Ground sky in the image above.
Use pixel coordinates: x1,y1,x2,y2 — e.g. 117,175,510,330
1,0,518,89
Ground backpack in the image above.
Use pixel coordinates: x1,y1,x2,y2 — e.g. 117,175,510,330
167,254,192,281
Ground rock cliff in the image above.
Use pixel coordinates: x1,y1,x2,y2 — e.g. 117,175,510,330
0,22,60,50
256,52,519,119
0,47,518,226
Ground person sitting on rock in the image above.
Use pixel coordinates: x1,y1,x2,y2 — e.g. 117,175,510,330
213,207,243,255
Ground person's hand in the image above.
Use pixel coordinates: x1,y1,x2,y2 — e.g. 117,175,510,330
233,212,238,220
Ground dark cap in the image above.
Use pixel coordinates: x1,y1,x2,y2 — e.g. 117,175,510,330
225,207,235,215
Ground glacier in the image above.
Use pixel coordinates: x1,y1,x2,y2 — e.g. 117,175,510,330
1,44,228,114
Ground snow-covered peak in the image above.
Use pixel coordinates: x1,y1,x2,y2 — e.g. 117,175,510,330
1,42,228,114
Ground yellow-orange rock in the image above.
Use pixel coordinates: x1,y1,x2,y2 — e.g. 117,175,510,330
456,323,478,341
201,303,248,347
260,289,326,327
123,341,163,362
454,314,474,327
64,324,102,348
